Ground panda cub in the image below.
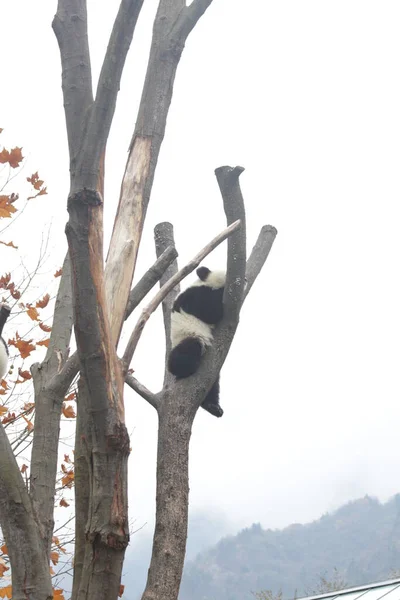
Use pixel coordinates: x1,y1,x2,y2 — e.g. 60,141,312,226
168,266,225,417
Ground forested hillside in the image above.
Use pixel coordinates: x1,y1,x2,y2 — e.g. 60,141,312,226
179,495,400,600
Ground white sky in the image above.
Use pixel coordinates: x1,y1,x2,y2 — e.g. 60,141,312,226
2,0,400,540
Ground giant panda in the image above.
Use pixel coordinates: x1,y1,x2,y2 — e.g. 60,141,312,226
168,266,225,418
0,337,8,381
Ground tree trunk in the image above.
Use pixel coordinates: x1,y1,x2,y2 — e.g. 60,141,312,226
141,390,194,600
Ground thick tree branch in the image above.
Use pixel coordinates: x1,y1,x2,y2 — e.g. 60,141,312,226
125,374,159,409
30,252,75,556
243,224,277,302
0,425,53,600
52,0,93,161
78,0,145,190
122,219,241,371
104,0,216,347
174,0,214,39
154,222,180,359
125,245,178,319
215,166,247,321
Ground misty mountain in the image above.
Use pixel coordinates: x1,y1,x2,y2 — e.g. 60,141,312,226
179,495,400,600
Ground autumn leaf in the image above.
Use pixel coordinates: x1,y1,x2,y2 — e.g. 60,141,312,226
37,338,50,348
21,464,28,474
60,498,70,507
2,412,15,425
61,467,74,488
27,171,44,190
0,196,17,219
0,557,9,577
18,370,32,381
0,407,8,417
0,274,11,289
62,404,76,419
7,147,23,168
39,322,52,332
53,589,65,600
0,585,12,598
7,282,21,300
50,551,59,566
119,584,125,597
26,305,39,321
36,293,50,308
0,546,7,556
64,454,71,463
8,333,35,359
65,392,76,402
0,241,18,250
0,149,9,164
54,268,62,277
0,380,9,390
23,401,35,412
22,415,34,433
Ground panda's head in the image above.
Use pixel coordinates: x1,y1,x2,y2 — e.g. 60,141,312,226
195,266,226,290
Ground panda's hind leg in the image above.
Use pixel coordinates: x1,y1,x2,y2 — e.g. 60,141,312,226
201,374,223,418
168,338,202,378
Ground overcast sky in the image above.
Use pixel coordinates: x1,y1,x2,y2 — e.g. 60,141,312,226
2,0,400,540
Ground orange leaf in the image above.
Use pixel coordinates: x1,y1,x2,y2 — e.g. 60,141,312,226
53,589,65,600
62,404,76,419
21,464,28,474
0,149,9,164
60,498,70,507
27,172,44,191
0,241,17,249
36,293,50,309
65,392,76,402
7,282,20,300
0,557,9,577
8,333,35,359
22,415,34,433
0,584,12,598
26,306,39,321
119,584,125,597
0,407,7,417
19,370,32,381
61,469,74,488
39,322,52,332
50,551,59,566
0,274,11,289
0,196,17,219
0,545,7,556
54,268,62,278
0,381,8,390
37,338,49,348
7,147,23,169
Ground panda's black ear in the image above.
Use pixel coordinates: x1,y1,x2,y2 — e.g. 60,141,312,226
196,266,210,281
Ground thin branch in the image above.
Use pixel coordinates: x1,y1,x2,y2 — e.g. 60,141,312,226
122,219,241,371
154,222,179,360
125,245,178,319
125,374,159,410
215,166,247,321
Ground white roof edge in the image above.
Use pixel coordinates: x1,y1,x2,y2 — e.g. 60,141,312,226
296,577,400,600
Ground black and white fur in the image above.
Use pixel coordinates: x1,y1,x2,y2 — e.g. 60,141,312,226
0,338,8,381
168,266,225,418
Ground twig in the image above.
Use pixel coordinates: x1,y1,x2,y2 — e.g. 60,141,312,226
122,219,241,371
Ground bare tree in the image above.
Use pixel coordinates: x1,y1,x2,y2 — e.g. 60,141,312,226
0,3,277,600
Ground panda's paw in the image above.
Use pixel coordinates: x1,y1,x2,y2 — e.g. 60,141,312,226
201,402,224,418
